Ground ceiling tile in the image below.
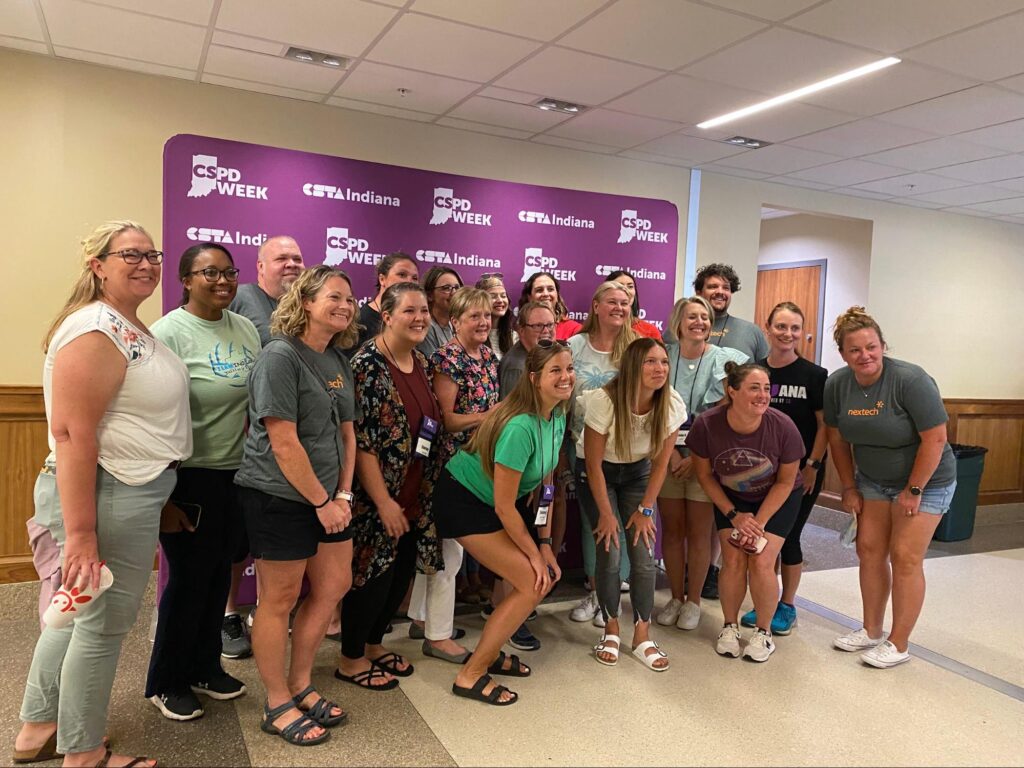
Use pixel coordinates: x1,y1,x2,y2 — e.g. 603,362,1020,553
722,101,857,143
325,96,437,121
210,31,284,56
618,150,696,168
436,117,534,139
786,0,1024,52
604,74,768,125
495,47,661,105
785,119,937,157
699,164,773,180
559,0,765,70
478,85,542,104
878,85,1024,135
998,72,1024,93
702,0,821,22
217,0,397,58
859,136,1005,170
204,45,343,92
849,172,967,196
716,144,841,174
931,153,1024,183
682,28,881,94
903,12,1024,81
54,45,196,78
203,73,324,102
955,119,1024,153
631,132,748,163
991,176,1024,193
768,177,835,190
41,0,206,69
87,0,215,25
787,158,904,185
908,183,1020,205
529,134,621,154
446,96,571,132
367,13,539,82
337,61,480,114
836,188,893,200
0,34,48,53
964,196,1024,215
943,206,997,217
409,0,605,41
545,108,681,148
0,0,44,40
894,197,947,209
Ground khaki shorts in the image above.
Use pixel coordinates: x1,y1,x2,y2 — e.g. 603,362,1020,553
659,472,711,502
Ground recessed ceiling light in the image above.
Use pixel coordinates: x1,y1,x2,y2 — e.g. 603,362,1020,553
723,136,771,149
534,97,587,115
697,56,900,130
284,46,349,70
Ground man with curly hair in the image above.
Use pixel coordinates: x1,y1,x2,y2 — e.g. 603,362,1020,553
693,263,768,362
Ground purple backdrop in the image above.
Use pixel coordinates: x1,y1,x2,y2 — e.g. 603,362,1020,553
162,134,679,327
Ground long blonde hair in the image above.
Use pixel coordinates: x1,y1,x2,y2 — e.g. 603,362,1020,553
43,220,152,351
604,338,671,461
271,265,360,349
579,281,638,365
465,343,571,480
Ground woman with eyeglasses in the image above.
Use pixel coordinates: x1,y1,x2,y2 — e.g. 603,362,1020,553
519,271,581,341
15,221,190,768
476,274,517,360
145,243,260,722
234,266,360,747
607,269,662,340
418,266,463,358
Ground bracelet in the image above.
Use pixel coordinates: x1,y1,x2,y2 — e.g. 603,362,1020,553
314,495,332,509
334,489,354,503
538,537,554,547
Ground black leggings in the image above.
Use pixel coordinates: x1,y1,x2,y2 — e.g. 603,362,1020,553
780,461,826,567
340,530,417,660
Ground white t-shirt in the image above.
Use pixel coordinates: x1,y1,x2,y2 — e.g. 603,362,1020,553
576,387,687,463
44,303,192,485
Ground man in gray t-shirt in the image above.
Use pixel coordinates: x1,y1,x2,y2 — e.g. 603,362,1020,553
694,262,768,362
498,302,556,398
229,235,305,345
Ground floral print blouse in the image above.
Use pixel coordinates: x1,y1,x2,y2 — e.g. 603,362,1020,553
349,339,444,587
430,340,500,466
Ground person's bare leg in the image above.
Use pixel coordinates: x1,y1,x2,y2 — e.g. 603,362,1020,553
855,501,892,638
747,537,785,632
717,531,747,625
657,498,686,600
685,502,714,605
780,562,801,605
888,507,942,652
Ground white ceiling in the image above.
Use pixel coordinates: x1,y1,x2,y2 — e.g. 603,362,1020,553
6,0,1024,225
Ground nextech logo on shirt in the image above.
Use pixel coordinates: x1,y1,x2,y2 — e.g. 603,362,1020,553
415,250,501,269
521,247,576,283
848,401,885,417
429,187,492,226
617,209,669,244
186,227,267,247
188,154,268,200
517,210,595,229
302,182,400,207
323,227,388,266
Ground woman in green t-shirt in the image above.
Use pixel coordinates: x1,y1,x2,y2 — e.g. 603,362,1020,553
433,341,575,705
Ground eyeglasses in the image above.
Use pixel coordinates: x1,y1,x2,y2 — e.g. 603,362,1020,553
479,272,504,280
523,322,556,331
434,284,460,294
537,338,569,349
100,249,164,265
187,267,240,282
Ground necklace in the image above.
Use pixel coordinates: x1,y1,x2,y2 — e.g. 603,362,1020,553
856,364,885,398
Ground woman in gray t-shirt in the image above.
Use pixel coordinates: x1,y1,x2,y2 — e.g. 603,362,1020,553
824,306,956,670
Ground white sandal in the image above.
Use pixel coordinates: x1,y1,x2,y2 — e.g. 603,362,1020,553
632,640,669,672
593,634,621,666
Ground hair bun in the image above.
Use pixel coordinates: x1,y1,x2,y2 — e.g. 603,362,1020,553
723,360,738,375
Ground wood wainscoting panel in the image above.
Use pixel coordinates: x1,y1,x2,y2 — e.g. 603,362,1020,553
0,386,48,583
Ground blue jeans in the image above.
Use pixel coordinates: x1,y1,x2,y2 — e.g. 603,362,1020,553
575,458,655,623
21,466,176,754
856,473,957,515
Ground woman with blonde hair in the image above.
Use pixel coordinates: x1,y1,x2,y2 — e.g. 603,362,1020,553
476,274,518,360
234,265,360,746
826,307,956,668
15,221,190,768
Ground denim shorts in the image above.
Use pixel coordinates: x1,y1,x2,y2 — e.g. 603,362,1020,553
856,473,957,515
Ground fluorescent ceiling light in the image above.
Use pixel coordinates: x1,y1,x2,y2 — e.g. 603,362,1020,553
697,57,900,130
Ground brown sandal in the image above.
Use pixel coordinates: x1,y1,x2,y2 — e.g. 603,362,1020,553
11,731,61,764
95,747,155,767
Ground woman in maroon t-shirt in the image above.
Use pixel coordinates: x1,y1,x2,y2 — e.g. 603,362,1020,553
686,361,804,664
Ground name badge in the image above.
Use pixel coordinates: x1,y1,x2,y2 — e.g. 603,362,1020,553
534,483,555,526
676,414,694,446
415,416,437,459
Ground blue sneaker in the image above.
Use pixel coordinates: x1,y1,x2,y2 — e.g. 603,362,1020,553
772,602,797,635
740,609,757,628
508,623,541,651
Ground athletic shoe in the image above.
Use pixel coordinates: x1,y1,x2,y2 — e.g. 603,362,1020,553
620,580,630,593
526,609,538,622
592,611,606,628
715,624,741,658
508,624,541,651
743,629,775,662
570,592,601,622
191,672,246,701
246,606,256,630
740,608,757,629
480,603,494,621
149,691,204,721
861,640,911,669
676,601,701,631
221,614,252,660
701,565,720,600
834,627,886,652
773,602,797,635
656,598,684,627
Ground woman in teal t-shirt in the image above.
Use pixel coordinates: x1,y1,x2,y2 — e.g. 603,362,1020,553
434,341,574,706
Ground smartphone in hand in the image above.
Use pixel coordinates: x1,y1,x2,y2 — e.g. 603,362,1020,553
175,501,202,531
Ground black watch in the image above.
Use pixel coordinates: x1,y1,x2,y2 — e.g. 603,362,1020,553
538,537,554,547
725,508,738,520
909,485,923,496
806,458,823,470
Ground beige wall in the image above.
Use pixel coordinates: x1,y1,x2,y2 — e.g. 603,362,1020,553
0,49,693,384
697,172,1024,399
758,213,873,374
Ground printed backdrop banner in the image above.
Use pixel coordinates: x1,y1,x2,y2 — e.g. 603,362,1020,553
162,134,679,325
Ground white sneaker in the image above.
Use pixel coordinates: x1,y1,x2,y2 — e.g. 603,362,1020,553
656,598,684,626
570,592,601,622
743,629,775,662
676,601,701,631
834,627,886,652
861,640,910,668
620,580,630,593
592,611,606,628
716,624,741,657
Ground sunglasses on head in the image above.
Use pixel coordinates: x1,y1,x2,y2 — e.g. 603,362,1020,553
536,338,569,349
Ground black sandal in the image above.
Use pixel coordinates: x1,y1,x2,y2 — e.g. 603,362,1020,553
452,674,517,706
259,700,330,746
94,748,153,768
292,685,347,727
487,650,531,678
333,667,399,691
370,652,414,677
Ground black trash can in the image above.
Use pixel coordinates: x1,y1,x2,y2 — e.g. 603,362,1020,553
933,444,988,542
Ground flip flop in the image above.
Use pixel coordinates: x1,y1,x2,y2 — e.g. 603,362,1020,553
632,640,670,672
94,747,156,767
259,701,330,747
333,667,399,691
292,685,347,727
370,652,414,677
487,650,531,677
451,674,517,706
422,640,472,664
594,634,621,667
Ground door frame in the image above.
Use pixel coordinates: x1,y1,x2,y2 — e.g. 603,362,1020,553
756,259,827,364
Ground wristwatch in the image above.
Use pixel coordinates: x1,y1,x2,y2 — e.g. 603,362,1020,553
538,537,554,547
806,458,823,470
638,505,655,518
334,489,355,503
909,485,923,497
725,508,738,520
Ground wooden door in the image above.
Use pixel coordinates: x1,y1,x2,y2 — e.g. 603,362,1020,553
755,263,823,363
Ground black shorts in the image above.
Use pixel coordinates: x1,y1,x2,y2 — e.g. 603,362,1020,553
238,485,352,561
433,469,536,541
714,487,803,539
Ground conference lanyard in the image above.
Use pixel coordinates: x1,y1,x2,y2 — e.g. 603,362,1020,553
533,413,558,526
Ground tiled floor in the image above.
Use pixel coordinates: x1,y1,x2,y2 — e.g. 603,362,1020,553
2,507,1022,767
